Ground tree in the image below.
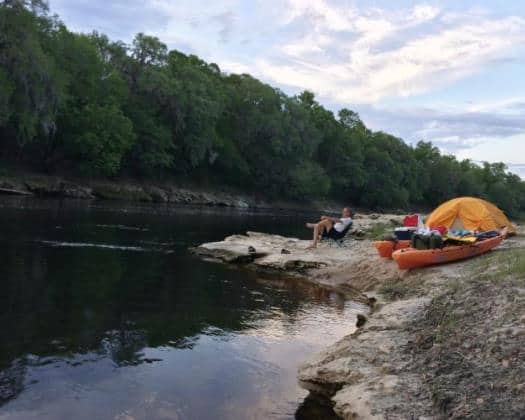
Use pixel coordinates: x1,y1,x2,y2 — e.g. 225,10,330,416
0,1,63,150
166,51,224,171
0,2,524,215
68,104,135,176
338,108,366,132
0,0,48,14
289,162,331,199
359,133,409,209
131,33,167,67
0,67,13,125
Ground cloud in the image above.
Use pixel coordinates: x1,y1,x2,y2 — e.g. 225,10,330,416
49,0,525,173
257,4,525,103
358,101,525,178
209,11,236,43
508,164,525,179
50,1,525,105
50,0,174,41
217,60,251,74
360,99,525,147
356,100,525,177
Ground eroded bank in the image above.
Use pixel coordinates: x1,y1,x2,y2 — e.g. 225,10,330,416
192,216,525,419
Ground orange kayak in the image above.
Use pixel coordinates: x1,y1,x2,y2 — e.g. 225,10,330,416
392,230,506,269
374,240,411,258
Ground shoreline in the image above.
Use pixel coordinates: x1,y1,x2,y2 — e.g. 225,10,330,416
192,218,525,419
0,172,349,212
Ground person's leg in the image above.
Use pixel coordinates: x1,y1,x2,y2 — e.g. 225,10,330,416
307,225,320,248
308,220,333,248
320,219,333,233
306,217,326,229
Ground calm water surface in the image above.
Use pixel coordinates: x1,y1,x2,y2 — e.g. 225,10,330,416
0,198,366,420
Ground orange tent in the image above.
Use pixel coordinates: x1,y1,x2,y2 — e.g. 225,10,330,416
426,197,515,235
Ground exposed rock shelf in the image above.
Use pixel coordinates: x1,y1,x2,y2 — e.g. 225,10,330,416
192,226,402,293
297,230,525,419
0,175,255,207
193,220,525,419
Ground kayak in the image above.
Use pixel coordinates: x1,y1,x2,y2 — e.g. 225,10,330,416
392,229,507,269
374,240,411,258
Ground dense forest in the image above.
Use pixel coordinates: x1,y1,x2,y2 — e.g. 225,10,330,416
1,0,524,216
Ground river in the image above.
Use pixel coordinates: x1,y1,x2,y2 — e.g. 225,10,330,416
0,198,366,420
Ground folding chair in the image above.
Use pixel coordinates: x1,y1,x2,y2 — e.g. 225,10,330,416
323,223,353,248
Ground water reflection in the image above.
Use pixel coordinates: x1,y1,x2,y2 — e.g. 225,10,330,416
0,198,366,419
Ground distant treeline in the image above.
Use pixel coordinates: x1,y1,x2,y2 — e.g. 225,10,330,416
1,1,524,216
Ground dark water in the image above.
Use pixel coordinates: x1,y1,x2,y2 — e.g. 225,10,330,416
0,198,366,420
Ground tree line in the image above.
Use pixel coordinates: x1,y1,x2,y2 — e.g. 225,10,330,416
1,1,524,216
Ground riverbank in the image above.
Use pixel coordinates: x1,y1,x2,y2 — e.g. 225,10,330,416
191,213,404,299
0,171,352,212
0,172,255,207
193,217,525,418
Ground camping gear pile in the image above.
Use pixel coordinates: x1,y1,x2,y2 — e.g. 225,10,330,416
374,197,514,268
374,214,420,257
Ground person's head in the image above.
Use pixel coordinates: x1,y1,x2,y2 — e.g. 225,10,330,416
342,207,352,218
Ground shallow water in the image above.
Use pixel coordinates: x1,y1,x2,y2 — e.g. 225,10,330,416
0,198,366,419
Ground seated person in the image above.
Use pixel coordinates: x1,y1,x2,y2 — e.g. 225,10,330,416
306,207,353,248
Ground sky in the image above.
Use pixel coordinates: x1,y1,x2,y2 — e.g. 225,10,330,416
49,0,525,178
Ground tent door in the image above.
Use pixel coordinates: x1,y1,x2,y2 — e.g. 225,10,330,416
450,217,465,231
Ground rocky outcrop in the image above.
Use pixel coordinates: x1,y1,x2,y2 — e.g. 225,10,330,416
193,213,405,292
297,228,525,419
194,231,337,269
11,177,95,199
298,297,434,419
0,359,26,404
192,226,402,292
0,174,255,208
194,222,435,418
193,218,524,419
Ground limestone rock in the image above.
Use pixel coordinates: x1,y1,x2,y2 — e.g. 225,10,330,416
298,297,433,419
144,186,169,202
193,223,401,292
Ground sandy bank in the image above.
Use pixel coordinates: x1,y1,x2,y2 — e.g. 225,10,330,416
298,229,525,419
191,214,404,296
192,216,525,419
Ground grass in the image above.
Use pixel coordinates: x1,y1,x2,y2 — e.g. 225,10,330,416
424,247,525,347
407,238,525,419
493,250,525,278
471,249,525,283
429,248,525,344
435,312,459,344
365,222,395,240
378,281,413,301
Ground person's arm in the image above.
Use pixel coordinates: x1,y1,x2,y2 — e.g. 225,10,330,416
335,217,352,225
322,216,344,223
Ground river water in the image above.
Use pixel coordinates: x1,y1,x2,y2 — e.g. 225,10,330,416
0,198,366,420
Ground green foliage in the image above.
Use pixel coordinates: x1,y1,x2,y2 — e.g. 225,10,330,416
0,1,524,216
131,33,167,67
69,104,135,176
0,1,63,146
364,222,395,240
289,162,331,199
0,67,14,124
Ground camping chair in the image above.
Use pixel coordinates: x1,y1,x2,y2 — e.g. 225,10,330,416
322,222,353,248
